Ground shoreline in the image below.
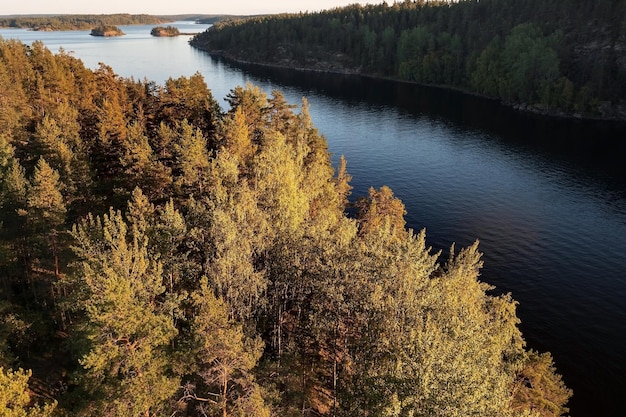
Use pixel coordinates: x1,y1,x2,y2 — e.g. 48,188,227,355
195,48,626,125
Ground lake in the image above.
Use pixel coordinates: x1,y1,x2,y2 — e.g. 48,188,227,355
2,21,625,416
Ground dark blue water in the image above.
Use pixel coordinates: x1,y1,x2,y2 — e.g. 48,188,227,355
2,23,625,417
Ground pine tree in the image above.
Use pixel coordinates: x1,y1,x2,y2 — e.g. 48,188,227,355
32,116,74,191
27,158,66,230
220,106,256,171
253,131,308,236
158,73,221,139
225,84,269,143
0,137,29,300
186,277,269,417
120,122,172,201
68,208,180,416
174,120,211,196
23,158,66,307
0,367,56,417
151,197,189,295
199,147,271,324
267,90,297,136
0,136,29,233
0,41,32,143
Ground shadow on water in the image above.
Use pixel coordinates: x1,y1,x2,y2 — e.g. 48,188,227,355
218,56,626,188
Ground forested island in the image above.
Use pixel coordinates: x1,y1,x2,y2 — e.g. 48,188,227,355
90,25,125,37
0,37,571,416
190,0,626,120
151,25,181,37
0,14,164,31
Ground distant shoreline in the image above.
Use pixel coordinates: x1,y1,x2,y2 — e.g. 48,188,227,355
198,48,626,124
0,14,165,31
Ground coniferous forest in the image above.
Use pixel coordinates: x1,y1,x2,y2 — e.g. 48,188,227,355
190,0,626,120
0,37,573,416
0,15,165,32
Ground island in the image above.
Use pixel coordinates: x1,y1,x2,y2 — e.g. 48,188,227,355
90,25,125,37
150,25,180,37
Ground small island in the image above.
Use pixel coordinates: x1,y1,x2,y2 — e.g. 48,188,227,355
150,25,180,37
90,25,125,37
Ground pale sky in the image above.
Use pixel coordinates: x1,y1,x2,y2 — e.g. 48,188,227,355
1,1,380,16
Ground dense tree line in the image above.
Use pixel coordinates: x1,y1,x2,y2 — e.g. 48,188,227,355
194,16,249,25
0,14,164,31
190,0,626,119
0,38,571,416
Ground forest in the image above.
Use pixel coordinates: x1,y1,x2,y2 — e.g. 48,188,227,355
0,37,572,416
0,15,164,31
190,0,626,120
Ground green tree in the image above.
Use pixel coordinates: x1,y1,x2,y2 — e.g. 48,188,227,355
205,151,269,322
220,106,256,171
0,367,56,417
267,90,298,136
120,122,172,201
184,278,269,417
0,137,29,299
0,60,28,144
296,98,344,234
500,24,560,103
174,120,211,196
158,73,221,139
68,208,180,417
0,302,30,367
397,25,431,81
0,136,29,236
150,196,190,296
23,158,67,308
470,36,505,97
90,92,128,201
26,158,66,230
225,84,269,143
345,239,526,417
29,113,66,170
253,130,308,237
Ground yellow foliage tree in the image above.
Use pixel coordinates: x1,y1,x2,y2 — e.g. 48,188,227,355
0,367,56,417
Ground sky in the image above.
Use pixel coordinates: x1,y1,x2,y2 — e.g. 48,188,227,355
1,1,380,16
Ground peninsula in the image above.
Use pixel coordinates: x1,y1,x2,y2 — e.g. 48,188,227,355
189,0,626,121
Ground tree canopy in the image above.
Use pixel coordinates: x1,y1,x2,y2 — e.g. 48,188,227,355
0,14,164,31
190,0,626,119
0,37,571,417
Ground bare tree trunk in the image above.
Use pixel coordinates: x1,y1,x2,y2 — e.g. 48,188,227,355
51,231,68,330
222,371,228,417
